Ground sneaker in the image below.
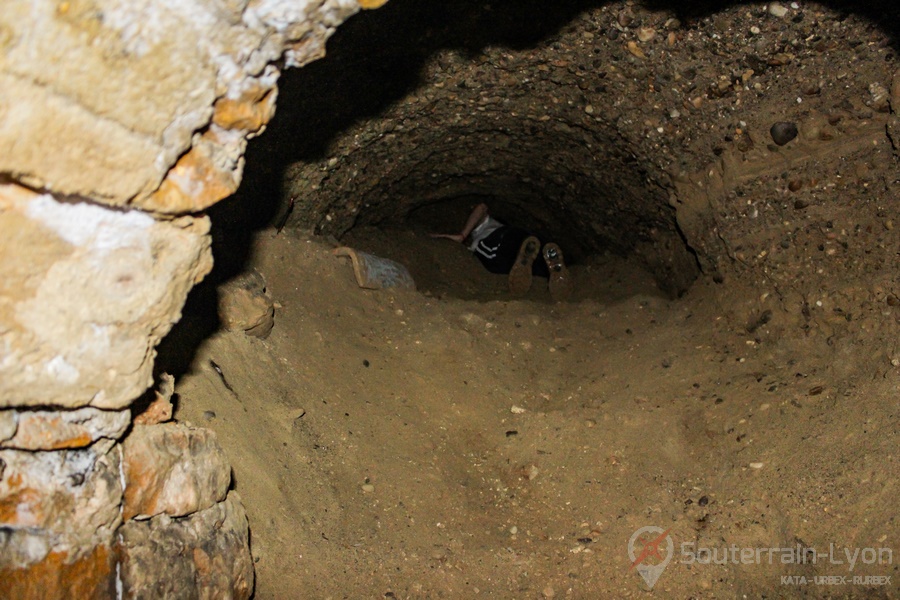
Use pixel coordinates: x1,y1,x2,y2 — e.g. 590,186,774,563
543,242,573,301
508,236,541,295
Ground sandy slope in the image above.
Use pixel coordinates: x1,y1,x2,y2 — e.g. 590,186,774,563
172,230,897,599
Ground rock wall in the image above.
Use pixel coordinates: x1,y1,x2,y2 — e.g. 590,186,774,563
0,0,377,596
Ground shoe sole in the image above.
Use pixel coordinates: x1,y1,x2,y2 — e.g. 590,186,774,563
543,242,572,302
508,236,540,295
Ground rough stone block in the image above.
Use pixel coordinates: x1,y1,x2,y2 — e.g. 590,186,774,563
0,440,122,561
219,269,276,338
0,184,212,410
0,544,116,600
0,407,130,450
132,374,175,426
122,423,230,521
0,0,362,211
119,492,254,600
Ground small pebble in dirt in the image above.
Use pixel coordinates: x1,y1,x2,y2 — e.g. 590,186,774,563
505,430,518,437
542,586,556,599
203,410,216,421
768,2,789,17
361,483,375,493
661,358,672,368
770,121,798,146
698,495,709,507
794,199,809,210
510,405,527,414
363,359,370,367
749,462,765,469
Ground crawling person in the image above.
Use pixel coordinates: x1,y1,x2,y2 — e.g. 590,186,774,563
431,203,572,301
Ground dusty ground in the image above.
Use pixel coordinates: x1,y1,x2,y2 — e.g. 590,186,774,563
169,227,897,599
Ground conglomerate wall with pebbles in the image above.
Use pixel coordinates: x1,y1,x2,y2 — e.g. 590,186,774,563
269,0,898,298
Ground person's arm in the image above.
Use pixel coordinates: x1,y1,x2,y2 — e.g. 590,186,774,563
431,203,488,243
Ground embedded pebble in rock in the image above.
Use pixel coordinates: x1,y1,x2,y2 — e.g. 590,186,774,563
637,27,656,43
768,2,789,17
626,41,646,59
770,121,799,145
868,82,891,113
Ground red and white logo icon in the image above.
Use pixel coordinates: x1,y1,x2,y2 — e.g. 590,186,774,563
628,526,674,589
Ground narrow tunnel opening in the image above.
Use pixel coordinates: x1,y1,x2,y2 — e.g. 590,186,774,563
213,0,707,302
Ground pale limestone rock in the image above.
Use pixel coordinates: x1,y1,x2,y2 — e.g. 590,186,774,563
0,440,122,564
0,184,212,410
119,492,254,600
0,411,16,443
0,407,130,450
0,0,361,212
122,423,230,521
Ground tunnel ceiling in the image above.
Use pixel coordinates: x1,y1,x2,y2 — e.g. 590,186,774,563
232,0,900,296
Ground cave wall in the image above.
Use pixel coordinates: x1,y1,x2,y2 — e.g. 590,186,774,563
270,0,899,297
0,0,898,596
0,0,382,597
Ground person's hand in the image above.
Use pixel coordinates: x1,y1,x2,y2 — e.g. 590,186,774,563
430,233,465,243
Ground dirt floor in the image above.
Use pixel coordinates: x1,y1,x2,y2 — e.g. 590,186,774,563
168,226,897,599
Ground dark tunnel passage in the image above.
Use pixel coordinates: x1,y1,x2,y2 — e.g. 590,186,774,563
211,0,900,300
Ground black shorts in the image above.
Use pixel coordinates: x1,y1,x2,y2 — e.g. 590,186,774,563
472,226,550,278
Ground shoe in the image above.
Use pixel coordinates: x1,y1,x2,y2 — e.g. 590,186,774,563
543,243,572,302
508,236,540,295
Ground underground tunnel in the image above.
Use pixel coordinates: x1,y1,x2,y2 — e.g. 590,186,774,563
1,0,899,598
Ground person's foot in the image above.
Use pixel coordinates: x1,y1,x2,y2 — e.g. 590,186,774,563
508,236,541,295
543,242,573,301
